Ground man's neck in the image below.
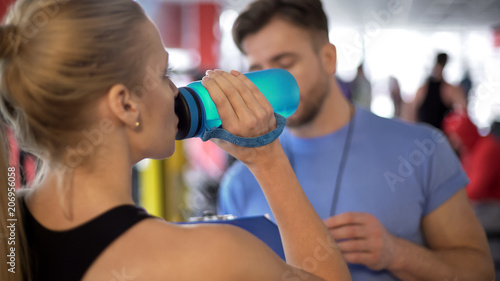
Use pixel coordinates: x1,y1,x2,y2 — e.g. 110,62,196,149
288,79,354,138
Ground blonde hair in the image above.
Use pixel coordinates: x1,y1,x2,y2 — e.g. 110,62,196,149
0,0,150,278
0,0,148,164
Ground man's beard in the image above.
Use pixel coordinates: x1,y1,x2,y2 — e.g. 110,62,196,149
286,82,329,128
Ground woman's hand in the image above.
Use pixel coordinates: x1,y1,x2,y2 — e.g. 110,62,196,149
201,69,278,166
202,69,352,281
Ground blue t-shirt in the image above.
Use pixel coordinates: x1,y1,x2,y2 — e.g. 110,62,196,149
218,107,469,281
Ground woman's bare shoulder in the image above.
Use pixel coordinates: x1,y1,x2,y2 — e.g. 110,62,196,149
83,217,289,280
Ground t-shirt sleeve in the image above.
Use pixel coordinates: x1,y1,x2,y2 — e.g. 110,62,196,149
423,128,469,215
217,162,247,216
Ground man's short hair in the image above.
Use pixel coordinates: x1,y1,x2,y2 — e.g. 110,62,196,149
232,0,329,53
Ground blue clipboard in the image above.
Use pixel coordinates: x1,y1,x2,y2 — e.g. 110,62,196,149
180,215,285,260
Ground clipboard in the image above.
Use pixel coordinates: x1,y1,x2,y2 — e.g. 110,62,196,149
180,215,285,260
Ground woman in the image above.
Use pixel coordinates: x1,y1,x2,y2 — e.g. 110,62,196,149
0,0,350,280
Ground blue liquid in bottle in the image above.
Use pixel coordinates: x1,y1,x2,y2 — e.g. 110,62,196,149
175,68,299,140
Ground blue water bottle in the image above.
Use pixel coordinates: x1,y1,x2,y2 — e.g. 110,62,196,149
174,68,299,140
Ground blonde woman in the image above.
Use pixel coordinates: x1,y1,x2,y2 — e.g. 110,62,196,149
0,0,350,280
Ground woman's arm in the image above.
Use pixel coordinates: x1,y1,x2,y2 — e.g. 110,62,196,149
200,69,351,281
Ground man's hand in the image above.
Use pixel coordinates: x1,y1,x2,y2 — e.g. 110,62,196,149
324,212,398,271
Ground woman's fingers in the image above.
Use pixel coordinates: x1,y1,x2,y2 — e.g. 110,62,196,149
230,70,276,130
215,70,266,120
203,70,251,135
230,70,273,112
201,75,237,127
206,70,250,119
203,69,275,137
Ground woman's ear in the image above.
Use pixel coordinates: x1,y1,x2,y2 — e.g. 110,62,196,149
320,43,337,75
106,84,139,128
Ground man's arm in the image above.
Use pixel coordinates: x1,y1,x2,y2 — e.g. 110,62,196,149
404,85,426,123
442,84,467,109
324,189,494,280
388,189,494,280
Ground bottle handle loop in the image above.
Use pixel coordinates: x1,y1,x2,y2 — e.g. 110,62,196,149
201,113,286,147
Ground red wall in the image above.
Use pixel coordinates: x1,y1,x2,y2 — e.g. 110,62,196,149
0,0,16,20
198,3,220,71
151,2,221,71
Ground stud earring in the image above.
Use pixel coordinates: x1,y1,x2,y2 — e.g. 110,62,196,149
135,121,140,127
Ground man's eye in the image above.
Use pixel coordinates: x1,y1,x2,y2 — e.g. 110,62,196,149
279,61,295,69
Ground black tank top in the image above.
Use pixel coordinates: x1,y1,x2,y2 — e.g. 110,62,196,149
417,78,450,129
19,196,153,281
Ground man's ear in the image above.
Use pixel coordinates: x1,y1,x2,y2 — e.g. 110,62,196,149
107,84,139,128
320,43,337,75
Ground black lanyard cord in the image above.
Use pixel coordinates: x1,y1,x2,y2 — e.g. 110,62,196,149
285,105,356,217
329,105,355,216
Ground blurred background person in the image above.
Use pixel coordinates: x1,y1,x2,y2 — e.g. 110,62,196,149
493,120,500,139
349,63,372,110
411,52,467,129
460,69,473,101
389,76,403,118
